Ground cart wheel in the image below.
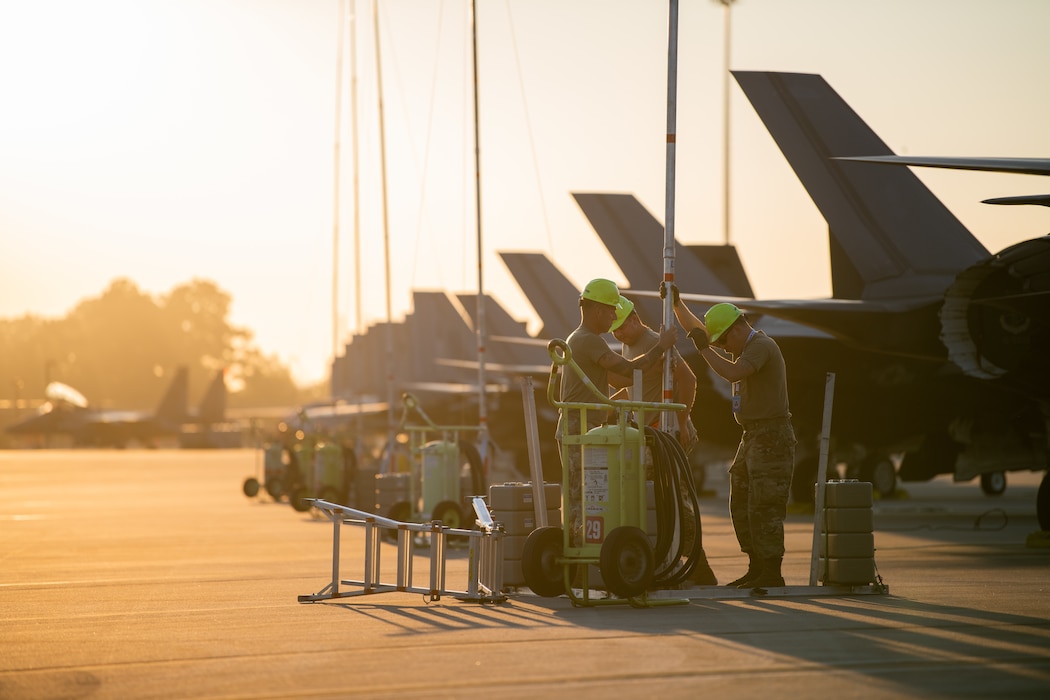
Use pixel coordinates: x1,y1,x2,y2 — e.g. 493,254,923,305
431,500,464,529
265,477,285,501
600,526,655,599
242,477,260,498
290,486,312,512
522,526,567,597
382,501,412,542
460,442,485,498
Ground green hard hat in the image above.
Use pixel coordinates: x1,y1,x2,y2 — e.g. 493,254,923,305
580,278,620,307
704,303,743,343
610,295,635,332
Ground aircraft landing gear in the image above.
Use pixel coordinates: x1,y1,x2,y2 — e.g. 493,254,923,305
980,471,1006,496
1038,472,1050,531
859,455,897,498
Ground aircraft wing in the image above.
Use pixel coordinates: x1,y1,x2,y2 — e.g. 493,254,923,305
399,380,511,395
836,156,1050,208
489,334,551,347
983,195,1050,207
835,155,1050,176
434,357,551,376
625,288,949,356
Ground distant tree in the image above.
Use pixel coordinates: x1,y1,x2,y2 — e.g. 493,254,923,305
64,278,170,405
0,278,306,408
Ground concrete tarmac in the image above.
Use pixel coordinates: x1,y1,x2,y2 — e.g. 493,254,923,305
2,449,1049,699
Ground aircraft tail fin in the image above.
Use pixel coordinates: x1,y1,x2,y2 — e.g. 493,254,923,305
154,366,189,425
685,244,754,298
196,369,227,425
572,193,737,296
571,192,753,330
498,252,581,339
731,71,989,300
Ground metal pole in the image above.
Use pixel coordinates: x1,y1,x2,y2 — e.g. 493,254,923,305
719,0,735,245
350,0,365,463
331,507,341,597
519,377,547,527
660,0,680,433
331,0,345,367
470,0,489,480
809,372,836,586
372,0,396,471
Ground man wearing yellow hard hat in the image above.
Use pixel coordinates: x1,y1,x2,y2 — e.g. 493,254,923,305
667,285,796,590
557,278,677,546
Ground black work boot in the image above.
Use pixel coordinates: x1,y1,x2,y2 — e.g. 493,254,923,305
688,549,718,586
726,555,760,587
747,557,785,588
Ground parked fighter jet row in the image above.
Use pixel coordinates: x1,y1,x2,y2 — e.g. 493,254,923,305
5,366,237,448
9,71,1045,528
329,71,1048,530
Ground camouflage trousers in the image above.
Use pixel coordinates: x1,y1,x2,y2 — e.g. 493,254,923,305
729,417,796,559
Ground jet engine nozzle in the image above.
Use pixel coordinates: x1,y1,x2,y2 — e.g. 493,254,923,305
940,235,1050,394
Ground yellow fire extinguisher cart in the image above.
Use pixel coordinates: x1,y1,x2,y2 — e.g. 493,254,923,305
392,392,485,531
522,339,686,606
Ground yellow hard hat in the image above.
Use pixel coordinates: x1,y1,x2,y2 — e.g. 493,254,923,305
704,303,743,343
580,278,620,307
610,295,635,332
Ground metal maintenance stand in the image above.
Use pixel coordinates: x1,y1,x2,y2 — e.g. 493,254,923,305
298,497,506,604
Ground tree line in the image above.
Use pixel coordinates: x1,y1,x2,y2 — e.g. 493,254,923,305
0,278,319,410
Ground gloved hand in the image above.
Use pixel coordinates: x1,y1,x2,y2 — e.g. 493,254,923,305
659,282,681,305
687,327,709,351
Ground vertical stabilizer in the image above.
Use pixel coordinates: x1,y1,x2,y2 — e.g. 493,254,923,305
732,71,988,300
571,192,750,328
195,369,227,425
498,252,581,339
686,244,754,298
455,292,549,367
572,193,737,296
154,366,189,425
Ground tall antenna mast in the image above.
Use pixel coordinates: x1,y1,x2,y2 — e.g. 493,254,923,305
719,0,736,245
349,0,364,460
331,0,346,367
470,0,489,478
372,0,396,469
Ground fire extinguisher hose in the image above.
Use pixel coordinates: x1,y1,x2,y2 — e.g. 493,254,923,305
646,426,705,586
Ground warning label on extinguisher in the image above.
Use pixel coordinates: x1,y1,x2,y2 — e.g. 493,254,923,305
584,468,608,514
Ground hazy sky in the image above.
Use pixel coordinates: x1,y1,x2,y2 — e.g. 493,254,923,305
2,0,1048,386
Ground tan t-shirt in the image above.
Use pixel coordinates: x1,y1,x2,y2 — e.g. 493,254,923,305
733,331,790,424
556,325,612,438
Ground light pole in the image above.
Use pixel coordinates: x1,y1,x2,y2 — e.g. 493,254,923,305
715,0,736,245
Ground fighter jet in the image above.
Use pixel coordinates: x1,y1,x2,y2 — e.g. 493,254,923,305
660,71,1048,505
6,366,192,447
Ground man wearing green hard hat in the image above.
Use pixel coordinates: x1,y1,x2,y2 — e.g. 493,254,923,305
608,294,697,452
608,293,717,586
666,284,796,590
557,278,677,547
